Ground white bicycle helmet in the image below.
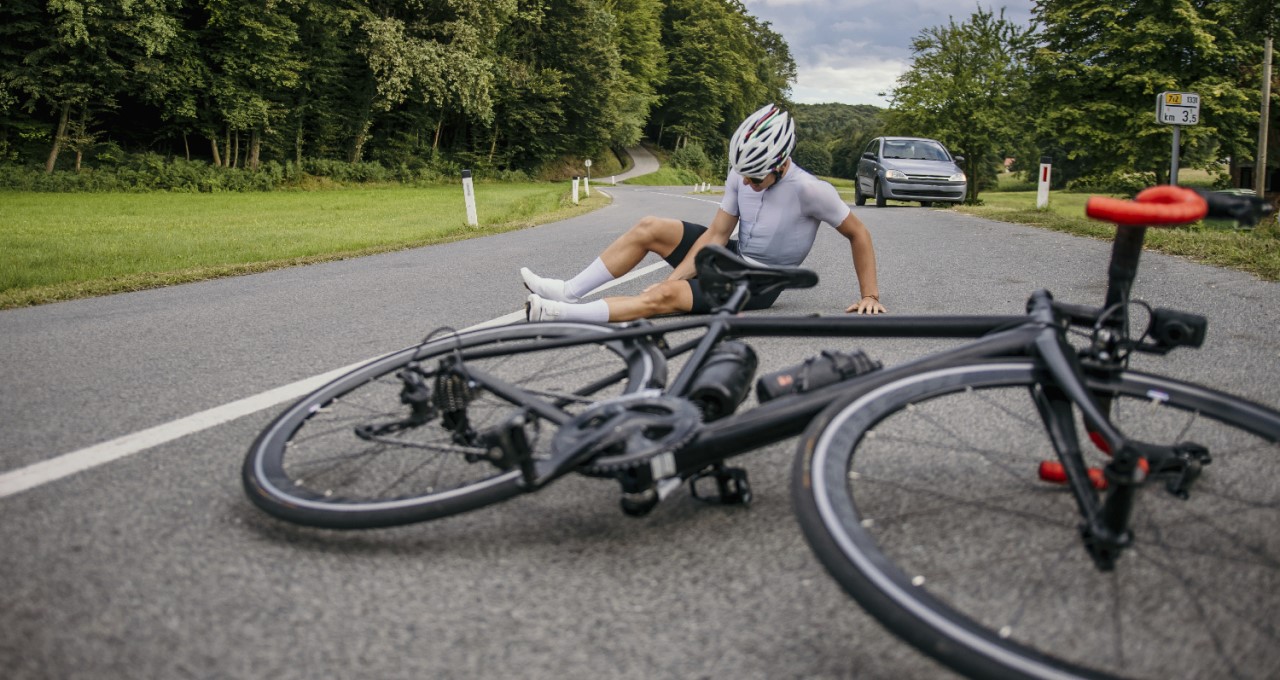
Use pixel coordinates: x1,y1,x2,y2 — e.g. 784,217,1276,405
728,104,796,178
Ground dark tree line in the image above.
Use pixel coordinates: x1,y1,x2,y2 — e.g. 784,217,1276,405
0,0,795,176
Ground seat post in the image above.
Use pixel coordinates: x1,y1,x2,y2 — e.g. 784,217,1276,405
1103,225,1147,314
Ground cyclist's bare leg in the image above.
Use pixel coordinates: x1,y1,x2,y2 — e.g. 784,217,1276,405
603,280,695,322
598,216,687,276
525,217,690,322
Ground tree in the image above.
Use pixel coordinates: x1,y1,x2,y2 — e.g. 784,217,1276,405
651,0,793,152
281,0,368,166
540,0,626,157
605,0,667,148
201,0,304,170
356,0,513,164
0,0,796,178
793,139,832,176
3,0,179,171
1224,0,1277,195
1030,0,1259,186
792,103,886,178
887,6,1034,202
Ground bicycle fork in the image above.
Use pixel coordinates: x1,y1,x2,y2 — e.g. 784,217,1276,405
1027,314,1210,571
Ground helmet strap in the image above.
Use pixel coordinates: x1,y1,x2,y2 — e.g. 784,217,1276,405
768,159,790,186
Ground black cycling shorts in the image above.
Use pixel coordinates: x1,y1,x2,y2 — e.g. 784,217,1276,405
666,221,783,314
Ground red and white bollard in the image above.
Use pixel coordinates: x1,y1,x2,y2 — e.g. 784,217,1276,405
1036,156,1052,209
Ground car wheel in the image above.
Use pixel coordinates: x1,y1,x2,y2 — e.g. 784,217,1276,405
920,201,933,208
854,181,867,206
874,180,887,207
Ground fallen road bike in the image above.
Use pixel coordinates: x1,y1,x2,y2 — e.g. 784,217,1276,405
244,186,1278,680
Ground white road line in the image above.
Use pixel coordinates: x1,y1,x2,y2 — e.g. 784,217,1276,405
0,262,671,499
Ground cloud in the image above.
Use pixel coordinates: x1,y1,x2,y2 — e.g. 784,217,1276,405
743,0,1036,106
791,56,908,107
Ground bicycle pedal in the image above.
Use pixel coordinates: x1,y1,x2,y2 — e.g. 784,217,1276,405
620,488,660,517
690,466,752,506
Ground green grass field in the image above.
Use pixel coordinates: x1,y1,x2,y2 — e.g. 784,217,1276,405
955,191,1279,281
4,168,1274,309
1,184,608,308
621,167,703,186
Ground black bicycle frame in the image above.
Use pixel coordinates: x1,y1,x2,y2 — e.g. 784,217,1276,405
455,224,1170,568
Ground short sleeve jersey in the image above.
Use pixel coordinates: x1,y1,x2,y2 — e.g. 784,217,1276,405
719,164,851,268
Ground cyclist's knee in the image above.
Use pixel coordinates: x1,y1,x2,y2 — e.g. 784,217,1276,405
630,216,682,247
638,280,691,315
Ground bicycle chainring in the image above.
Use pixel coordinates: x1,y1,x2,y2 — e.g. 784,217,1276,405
552,395,701,477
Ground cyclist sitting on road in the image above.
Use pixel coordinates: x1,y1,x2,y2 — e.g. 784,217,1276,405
522,103,886,323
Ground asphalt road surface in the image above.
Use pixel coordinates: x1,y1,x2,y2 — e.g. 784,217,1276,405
3,183,1278,680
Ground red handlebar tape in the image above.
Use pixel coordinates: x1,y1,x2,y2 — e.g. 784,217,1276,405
1085,185,1208,226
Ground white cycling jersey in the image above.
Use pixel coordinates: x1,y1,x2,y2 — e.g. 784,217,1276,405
719,164,851,268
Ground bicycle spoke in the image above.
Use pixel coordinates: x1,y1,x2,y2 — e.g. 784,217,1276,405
807,363,1280,679
246,323,652,526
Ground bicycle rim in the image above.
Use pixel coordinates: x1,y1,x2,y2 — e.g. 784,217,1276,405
244,322,661,529
795,360,1280,680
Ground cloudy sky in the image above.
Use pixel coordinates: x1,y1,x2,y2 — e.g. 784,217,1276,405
742,0,1037,107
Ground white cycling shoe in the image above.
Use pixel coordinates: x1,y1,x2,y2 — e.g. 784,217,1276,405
520,267,577,302
525,294,566,322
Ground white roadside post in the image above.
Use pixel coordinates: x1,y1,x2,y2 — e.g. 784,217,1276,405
572,176,580,205
584,159,592,196
1036,156,1052,209
462,169,478,226
1156,91,1200,185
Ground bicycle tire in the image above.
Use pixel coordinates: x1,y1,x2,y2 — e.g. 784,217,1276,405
244,322,663,529
793,360,1280,680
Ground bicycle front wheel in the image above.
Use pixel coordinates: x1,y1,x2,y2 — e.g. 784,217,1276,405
793,360,1280,680
244,322,663,529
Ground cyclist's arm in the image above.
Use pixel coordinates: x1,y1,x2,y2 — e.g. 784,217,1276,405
666,208,738,281
835,212,886,314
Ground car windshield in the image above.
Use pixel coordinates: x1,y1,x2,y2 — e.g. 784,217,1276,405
882,140,950,161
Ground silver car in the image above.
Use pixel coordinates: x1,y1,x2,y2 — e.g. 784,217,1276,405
855,136,967,207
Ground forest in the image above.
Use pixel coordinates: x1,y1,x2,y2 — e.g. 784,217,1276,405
0,0,794,181
1,0,1275,195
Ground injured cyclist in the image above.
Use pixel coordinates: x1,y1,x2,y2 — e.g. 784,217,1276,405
522,103,886,323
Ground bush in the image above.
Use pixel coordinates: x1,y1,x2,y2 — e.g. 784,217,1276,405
669,143,714,180
793,140,832,176
1066,170,1158,196
0,150,485,192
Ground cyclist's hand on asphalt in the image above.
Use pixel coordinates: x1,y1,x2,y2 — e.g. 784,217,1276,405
847,296,886,315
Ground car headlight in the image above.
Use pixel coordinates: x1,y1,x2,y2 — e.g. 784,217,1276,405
949,172,966,182
884,169,908,181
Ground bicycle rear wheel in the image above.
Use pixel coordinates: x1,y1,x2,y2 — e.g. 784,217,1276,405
244,322,662,529
793,360,1280,679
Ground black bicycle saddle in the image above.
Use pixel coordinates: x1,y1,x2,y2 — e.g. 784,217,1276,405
694,244,819,309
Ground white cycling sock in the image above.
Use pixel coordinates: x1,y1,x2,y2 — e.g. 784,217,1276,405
557,299,611,323
566,258,614,300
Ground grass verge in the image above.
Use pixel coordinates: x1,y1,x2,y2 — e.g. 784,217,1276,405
954,191,1279,281
621,167,703,186
2,184,610,308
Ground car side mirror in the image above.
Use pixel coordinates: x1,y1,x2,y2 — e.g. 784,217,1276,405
954,155,965,164
862,152,876,160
